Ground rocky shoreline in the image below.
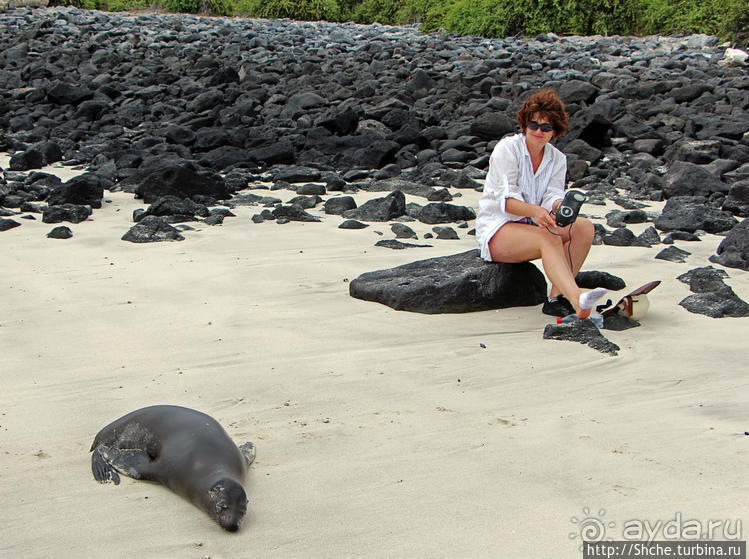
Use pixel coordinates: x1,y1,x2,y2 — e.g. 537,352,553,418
1,7,748,332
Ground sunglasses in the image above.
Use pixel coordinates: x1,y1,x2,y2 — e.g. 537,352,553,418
527,121,554,133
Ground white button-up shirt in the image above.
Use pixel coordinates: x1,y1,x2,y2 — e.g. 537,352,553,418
476,133,567,261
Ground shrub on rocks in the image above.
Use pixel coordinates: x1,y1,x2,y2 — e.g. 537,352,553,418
164,0,229,15
244,0,341,20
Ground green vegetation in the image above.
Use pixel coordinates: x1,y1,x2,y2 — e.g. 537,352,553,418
240,0,341,20
47,0,749,44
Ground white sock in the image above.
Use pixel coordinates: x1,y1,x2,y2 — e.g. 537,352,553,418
579,287,608,310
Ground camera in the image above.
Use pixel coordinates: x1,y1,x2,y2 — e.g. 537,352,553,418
554,190,586,227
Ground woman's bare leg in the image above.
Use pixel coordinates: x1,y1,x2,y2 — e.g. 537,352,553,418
547,217,595,299
489,223,586,313
489,220,603,318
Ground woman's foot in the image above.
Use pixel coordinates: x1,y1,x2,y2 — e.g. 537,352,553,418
542,295,576,318
577,287,608,319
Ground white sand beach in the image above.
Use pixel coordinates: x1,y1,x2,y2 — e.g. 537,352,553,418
1,154,748,558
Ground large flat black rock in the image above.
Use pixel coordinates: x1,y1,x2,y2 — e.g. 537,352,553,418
349,249,547,314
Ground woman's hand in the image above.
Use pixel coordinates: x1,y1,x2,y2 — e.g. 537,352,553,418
531,205,556,229
505,198,556,228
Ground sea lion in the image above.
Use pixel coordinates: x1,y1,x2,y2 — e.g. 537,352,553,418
90,405,255,532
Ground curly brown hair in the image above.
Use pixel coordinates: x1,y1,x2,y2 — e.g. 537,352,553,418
516,89,569,139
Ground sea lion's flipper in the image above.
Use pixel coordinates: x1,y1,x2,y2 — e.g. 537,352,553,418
92,447,121,484
92,444,152,482
238,441,255,466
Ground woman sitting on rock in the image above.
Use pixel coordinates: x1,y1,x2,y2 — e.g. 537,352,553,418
476,88,606,318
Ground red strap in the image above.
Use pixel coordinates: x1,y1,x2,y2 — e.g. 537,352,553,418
619,296,634,317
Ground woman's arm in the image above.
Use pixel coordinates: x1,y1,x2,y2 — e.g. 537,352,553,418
505,197,556,228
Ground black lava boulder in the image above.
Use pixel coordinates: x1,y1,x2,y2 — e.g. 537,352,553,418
709,219,749,271
134,162,230,204
349,249,547,313
121,215,185,243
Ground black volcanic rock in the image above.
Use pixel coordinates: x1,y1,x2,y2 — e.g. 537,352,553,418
122,215,185,243
559,80,600,104
417,202,476,224
655,197,737,234
9,148,44,171
427,188,453,202
564,139,603,164
0,9,747,245
433,225,459,239
662,231,701,244
271,204,321,222
664,139,721,165
296,183,326,196
677,266,749,318
356,178,433,198
246,142,296,166
543,319,619,356
42,204,92,224
339,219,369,229
556,99,625,150
163,125,196,146
134,161,229,204
677,266,729,293
639,226,661,246
47,173,104,209
709,219,749,271
47,225,73,239
605,209,649,228
375,239,432,249
334,136,400,169
575,271,626,290
324,196,357,215
46,81,93,105
679,290,749,318
663,161,730,198
0,218,21,231
271,166,322,184
725,165,749,184
655,246,690,262
136,195,211,223
722,181,749,217
469,112,515,141
601,227,651,247
288,194,322,209
343,190,406,222
391,223,418,239
349,249,547,313
314,106,361,136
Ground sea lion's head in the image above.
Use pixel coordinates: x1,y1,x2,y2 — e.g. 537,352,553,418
209,478,248,532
